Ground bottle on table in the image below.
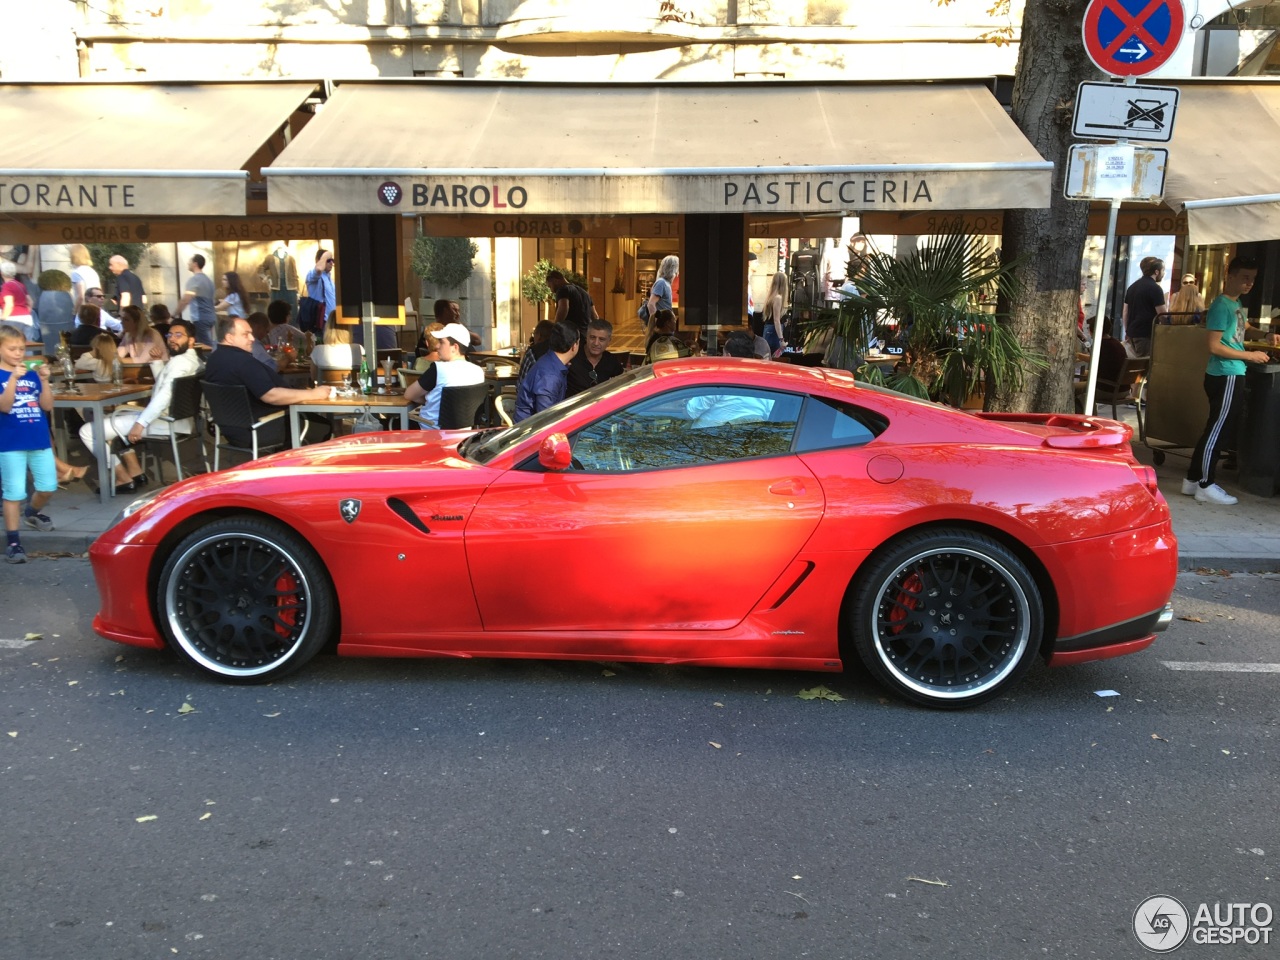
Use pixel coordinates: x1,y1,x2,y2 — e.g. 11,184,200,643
111,356,124,386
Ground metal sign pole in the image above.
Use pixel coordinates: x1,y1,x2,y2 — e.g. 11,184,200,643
1083,75,1137,417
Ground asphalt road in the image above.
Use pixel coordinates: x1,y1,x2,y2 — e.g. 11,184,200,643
1,561,1276,960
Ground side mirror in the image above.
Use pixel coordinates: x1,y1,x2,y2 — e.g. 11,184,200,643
538,432,573,471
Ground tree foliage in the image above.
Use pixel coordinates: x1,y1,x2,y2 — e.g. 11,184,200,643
410,235,478,289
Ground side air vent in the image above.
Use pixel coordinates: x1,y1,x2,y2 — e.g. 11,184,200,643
388,498,431,535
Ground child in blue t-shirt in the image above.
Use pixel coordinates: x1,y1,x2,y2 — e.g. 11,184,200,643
0,323,57,563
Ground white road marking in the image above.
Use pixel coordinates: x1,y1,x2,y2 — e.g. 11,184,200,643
1161,661,1280,674
0,638,37,649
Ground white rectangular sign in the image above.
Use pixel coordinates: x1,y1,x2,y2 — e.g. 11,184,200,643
1073,81,1180,143
1064,144,1168,202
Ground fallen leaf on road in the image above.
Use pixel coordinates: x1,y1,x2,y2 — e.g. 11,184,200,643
709,741,722,749
797,685,845,702
177,702,196,715
263,712,281,718
601,669,616,677
136,815,158,823
1152,733,1168,742
24,632,40,641
1178,616,1204,623
713,702,724,708
199,813,212,821
907,876,949,887
7,731,16,738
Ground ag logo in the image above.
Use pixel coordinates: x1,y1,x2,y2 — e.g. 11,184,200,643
377,181,403,207
339,498,362,524
1134,896,1190,952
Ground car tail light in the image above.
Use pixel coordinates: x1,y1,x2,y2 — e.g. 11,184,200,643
1131,464,1160,497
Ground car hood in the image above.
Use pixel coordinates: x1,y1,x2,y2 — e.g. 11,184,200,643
252,429,475,471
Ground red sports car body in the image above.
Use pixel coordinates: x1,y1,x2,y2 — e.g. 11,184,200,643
90,359,1177,707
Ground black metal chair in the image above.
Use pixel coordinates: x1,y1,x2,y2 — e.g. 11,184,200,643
138,375,207,481
200,381,289,470
438,381,491,429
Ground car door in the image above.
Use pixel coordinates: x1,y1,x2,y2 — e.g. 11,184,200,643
465,385,824,633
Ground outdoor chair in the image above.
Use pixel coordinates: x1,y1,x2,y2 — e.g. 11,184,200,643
137,375,207,482
1081,355,1148,435
201,380,289,470
409,381,490,430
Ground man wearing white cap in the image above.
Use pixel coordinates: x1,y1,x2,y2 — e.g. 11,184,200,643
404,321,484,427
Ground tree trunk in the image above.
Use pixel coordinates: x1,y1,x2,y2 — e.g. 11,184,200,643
991,0,1102,413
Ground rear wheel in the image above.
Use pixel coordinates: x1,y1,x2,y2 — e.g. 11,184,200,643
156,517,335,683
850,529,1042,708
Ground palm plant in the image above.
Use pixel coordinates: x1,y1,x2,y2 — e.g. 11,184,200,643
806,232,1042,408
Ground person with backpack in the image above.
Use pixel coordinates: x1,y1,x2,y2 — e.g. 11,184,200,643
547,270,597,338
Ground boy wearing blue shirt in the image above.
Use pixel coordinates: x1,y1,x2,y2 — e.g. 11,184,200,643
0,323,57,563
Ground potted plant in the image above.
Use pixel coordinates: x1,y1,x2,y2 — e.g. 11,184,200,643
410,235,477,290
805,231,1041,409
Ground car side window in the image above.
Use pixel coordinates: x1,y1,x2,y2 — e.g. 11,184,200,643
572,386,804,472
794,396,887,452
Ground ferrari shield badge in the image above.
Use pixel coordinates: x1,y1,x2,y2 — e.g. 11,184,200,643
339,498,362,524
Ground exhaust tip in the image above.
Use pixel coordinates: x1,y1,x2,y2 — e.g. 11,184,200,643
1154,602,1174,633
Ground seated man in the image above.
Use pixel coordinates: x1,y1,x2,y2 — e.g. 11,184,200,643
265,299,306,349
203,316,332,448
78,318,203,492
85,288,123,337
1074,315,1128,413
403,321,483,427
566,318,624,397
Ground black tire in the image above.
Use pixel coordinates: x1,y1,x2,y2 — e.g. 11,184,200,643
155,517,335,683
849,529,1043,708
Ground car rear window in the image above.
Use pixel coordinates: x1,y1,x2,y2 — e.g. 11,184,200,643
795,396,887,452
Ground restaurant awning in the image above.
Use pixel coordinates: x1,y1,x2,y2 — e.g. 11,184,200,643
264,81,1052,217
1145,81,1280,246
0,82,319,219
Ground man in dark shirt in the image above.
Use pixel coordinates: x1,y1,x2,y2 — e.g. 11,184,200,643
108,255,145,312
1122,256,1167,357
566,318,624,397
547,270,597,338
203,316,332,448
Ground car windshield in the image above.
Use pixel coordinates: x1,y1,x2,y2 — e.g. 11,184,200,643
462,364,655,464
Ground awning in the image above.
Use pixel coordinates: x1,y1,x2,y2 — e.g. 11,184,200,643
1146,81,1280,246
0,82,318,218
265,81,1052,216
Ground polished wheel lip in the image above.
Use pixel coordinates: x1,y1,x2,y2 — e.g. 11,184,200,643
868,545,1032,702
162,530,312,679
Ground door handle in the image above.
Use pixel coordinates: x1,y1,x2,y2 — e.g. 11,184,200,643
769,479,806,497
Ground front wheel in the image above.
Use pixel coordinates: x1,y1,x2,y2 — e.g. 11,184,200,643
155,517,335,683
849,529,1043,709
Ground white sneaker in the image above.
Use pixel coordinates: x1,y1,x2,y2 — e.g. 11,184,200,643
1180,479,1198,496
1194,482,1238,505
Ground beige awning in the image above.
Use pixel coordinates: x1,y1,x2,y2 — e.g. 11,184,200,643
0,82,318,218
1143,81,1280,246
265,81,1052,216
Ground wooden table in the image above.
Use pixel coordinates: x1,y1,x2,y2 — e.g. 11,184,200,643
52,382,153,503
286,390,411,447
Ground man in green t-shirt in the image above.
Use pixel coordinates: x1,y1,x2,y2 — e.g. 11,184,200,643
1183,255,1270,505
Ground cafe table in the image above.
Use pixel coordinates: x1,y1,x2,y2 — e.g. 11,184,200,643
52,382,153,504
286,389,411,447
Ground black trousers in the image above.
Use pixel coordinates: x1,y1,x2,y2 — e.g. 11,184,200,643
1188,373,1243,486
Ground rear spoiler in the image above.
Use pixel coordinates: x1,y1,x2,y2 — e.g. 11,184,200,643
976,413,1133,449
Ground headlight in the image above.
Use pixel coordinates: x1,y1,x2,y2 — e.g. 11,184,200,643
108,489,164,529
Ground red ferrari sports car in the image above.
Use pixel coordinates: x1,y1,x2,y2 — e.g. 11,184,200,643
90,359,1176,708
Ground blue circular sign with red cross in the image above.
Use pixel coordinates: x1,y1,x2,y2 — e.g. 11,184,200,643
1083,0,1185,77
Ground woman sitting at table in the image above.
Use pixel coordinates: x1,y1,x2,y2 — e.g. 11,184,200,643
118,305,167,372
75,333,119,383
310,324,363,385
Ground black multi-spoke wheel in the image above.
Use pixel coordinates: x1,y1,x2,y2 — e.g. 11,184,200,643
850,530,1043,708
156,518,334,683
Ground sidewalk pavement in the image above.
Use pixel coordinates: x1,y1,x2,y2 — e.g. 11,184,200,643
10,403,1280,571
